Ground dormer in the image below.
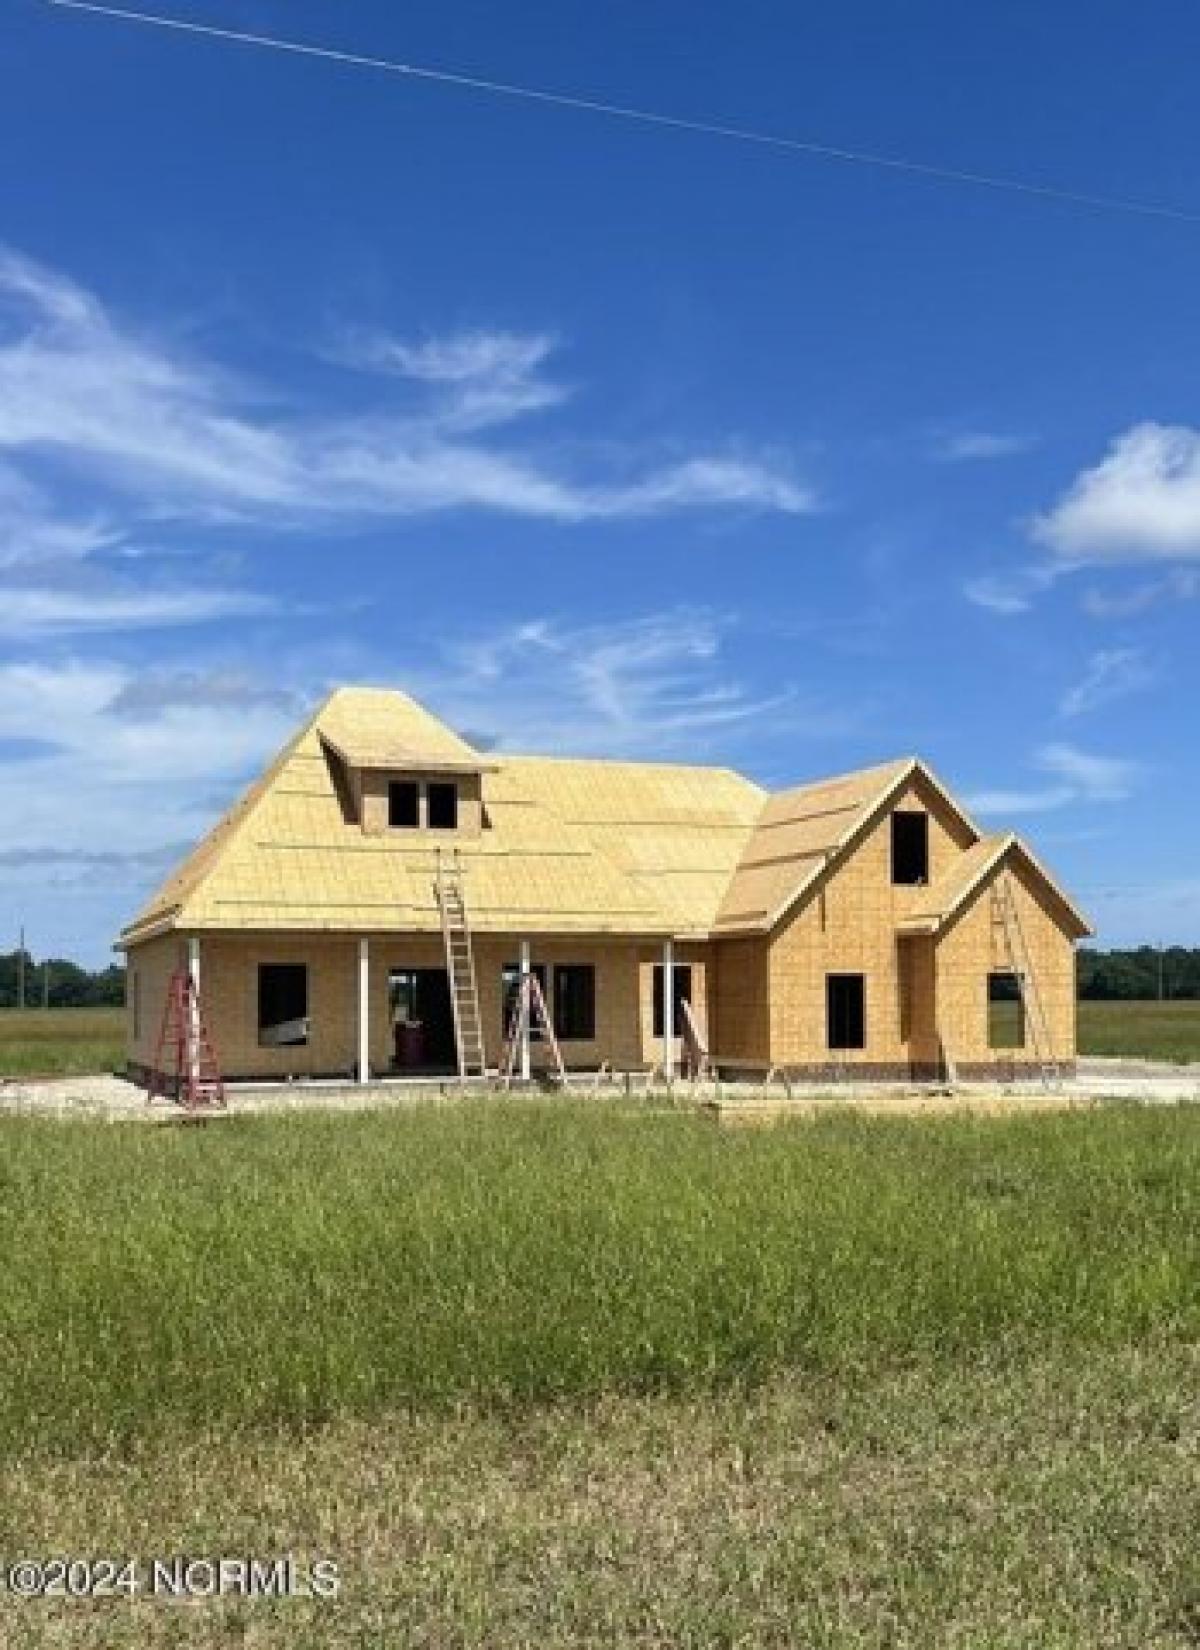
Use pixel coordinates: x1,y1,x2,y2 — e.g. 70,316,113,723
316,686,497,840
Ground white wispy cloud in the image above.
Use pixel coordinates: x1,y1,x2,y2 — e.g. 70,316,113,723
0,661,308,877
1058,648,1153,718
0,660,303,783
1037,742,1137,799
412,609,810,757
934,430,1034,462
350,329,557,385
965,742,1138,816
0,248,815,534
0,583,271,638
962,563,1063,616
962,576,1036,616
0,250,293,514
0,464,119,569
334,327,567,431
1080,567,1200,618
1034,423,1200,563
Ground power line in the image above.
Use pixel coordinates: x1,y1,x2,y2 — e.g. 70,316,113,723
43,0,1200,226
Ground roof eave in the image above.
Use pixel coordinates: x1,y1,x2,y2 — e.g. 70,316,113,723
117,907,183,949
1010,837,1093,938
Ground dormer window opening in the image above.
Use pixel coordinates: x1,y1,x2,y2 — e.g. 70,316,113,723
427,782,459,830
388,780,420,829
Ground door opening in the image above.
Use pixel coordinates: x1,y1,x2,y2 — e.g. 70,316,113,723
388,967,457,1071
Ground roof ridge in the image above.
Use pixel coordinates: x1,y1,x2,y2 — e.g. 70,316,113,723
767,754,915,799
496,750,764,782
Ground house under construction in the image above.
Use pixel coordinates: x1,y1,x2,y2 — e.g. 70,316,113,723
120,686,1091,1086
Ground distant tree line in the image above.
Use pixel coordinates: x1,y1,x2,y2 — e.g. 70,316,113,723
0,949,125,1009
1077,947,1200,1001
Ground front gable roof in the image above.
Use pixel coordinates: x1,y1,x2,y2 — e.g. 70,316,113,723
712,757,982,935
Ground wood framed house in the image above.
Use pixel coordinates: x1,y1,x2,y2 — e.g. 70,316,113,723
119,685,1091,1085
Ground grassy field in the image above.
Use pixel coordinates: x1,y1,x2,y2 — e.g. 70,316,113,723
1079,999,1200,1062
2,1347,1197,1648
0,1007,123,1077
3,1102,1198,1452
0,1101,1197,1646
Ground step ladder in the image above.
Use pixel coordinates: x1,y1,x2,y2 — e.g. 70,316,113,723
149,968,226,1112
991,871,1060,1090
679,997,712,1082
500,968,567,1088
435,849,487,1079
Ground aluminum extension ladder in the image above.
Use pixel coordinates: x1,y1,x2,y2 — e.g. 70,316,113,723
991,871,1060,1089
434,849,487,1079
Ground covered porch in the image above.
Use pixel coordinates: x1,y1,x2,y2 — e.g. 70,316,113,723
158,931,710,1085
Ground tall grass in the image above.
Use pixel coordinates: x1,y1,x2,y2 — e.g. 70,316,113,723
1078,999,1200,1062
0,1007,124,1076
0,1102,1197,1456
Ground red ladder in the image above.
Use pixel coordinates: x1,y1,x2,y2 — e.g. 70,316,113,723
149,969,227,1112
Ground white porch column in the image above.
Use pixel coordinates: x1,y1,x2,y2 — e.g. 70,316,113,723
357,937,370,1085
661,937,675,1083
519,937,532,1081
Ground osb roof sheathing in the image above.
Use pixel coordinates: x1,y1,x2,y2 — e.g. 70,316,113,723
713,758,917,932
121,687,767,944
317,685,492,773
120,687,1090,947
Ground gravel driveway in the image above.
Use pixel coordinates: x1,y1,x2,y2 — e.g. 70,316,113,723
2,1061,1198,1122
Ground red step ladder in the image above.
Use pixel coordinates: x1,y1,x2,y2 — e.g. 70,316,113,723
149,969,227,1112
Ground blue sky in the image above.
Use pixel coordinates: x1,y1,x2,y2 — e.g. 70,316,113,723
4,0,1200,963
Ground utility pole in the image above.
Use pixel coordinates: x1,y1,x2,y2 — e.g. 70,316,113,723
17,924,25,1011
43,958,50,1010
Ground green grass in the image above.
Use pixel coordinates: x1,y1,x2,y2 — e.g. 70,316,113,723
1,1102,1197,1459
1078,999,1200,1063
0,1007,124,1077
4,1347,1197,1648
1,1103,1199,1646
